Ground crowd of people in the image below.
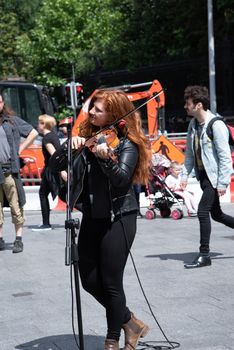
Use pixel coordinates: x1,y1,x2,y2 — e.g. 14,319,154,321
1,85,234,349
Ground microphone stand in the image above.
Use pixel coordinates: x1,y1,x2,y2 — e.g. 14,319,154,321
65,82,84,350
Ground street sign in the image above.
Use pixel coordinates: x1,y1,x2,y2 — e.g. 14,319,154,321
151,135,185,164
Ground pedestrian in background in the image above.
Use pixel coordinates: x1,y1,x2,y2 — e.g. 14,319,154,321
58,116,73,144
165,160,198,216
181,85,234,268
0,93,38,253
32,114,64,231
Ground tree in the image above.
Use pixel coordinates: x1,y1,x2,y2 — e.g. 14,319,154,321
4,0,233,85
110,0,234,70
1,0,42,32
0,8,21,78
0,0,43,79
16,0,129,85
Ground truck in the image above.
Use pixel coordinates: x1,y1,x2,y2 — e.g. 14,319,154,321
0,80,57,183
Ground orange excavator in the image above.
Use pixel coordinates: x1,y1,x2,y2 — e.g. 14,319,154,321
72,80,185,164
72,80,165,138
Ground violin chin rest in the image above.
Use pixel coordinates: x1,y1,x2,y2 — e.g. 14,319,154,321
97,136,106,144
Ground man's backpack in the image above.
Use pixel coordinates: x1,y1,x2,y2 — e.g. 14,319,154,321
206,116,234,167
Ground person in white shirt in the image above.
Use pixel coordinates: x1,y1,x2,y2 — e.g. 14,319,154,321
165,161,198,216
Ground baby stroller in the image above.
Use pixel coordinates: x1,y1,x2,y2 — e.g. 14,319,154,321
145,153,184,220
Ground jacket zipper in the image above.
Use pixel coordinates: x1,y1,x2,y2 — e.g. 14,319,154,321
108,179,115,222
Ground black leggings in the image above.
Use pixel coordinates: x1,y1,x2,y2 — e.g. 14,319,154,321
78,213,137,340
198,171,234,253
39,169,51,225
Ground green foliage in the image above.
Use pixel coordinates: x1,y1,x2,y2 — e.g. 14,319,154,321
0,8,21,78
118,0,209,68
216,0,234,37
54,106,73,122
0,0,43,79
1,0,233,83
1,0,42,32
16,0,128,84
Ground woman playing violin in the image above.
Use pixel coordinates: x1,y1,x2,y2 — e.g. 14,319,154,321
71,89,151,350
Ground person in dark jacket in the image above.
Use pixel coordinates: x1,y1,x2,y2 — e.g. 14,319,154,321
32,114,66,231
0,93,38,253
70,90,151,350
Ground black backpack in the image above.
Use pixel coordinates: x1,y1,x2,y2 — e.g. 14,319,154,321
206,116,234,146
206,116,234,167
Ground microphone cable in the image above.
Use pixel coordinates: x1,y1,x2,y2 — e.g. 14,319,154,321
120,217,180,350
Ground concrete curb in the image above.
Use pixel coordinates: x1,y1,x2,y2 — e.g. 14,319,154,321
4,177,232,212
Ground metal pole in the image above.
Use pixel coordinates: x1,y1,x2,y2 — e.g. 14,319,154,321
64,79,85,349
207,0,217,114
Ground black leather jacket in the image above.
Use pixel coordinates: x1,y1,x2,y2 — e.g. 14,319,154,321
71,138,139,219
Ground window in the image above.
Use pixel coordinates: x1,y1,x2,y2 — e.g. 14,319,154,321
1,86,42,126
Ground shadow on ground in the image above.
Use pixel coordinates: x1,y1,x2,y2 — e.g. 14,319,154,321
1,242,14,251
15,334,105,350
26,224,65,230
145,252,225,263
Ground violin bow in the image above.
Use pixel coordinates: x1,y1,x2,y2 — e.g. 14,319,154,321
85,88,165,141
52,89,165,169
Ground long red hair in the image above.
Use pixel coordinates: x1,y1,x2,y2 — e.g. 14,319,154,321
78,89,151,185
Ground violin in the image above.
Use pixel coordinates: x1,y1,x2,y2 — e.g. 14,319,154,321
49,128,120,172
85,128,120,162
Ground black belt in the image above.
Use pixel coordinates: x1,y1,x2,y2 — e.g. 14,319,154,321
1,163,12,174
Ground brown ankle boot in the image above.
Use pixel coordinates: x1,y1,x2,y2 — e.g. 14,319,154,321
122,313,149,349
104,339,119,350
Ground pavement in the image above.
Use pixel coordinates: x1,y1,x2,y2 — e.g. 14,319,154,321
1,204,234,350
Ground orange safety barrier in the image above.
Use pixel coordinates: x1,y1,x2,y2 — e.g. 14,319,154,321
20,155,42,186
